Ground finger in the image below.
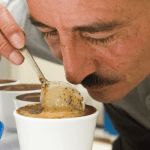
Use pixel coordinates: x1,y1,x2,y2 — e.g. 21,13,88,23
0,4,25,65
0,4,25,49
0,31,24,65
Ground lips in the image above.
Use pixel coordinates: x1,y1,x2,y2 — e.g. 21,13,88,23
81,83,107,92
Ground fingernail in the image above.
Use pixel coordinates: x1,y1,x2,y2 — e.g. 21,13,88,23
9,50,24,65
11,33,25,49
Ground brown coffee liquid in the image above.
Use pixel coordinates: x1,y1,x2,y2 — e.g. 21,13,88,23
16,92,41,102
0,79,16,84
0,84,41,91
16,103,97,119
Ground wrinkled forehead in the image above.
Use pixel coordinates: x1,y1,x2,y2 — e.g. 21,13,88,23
26,0,140,28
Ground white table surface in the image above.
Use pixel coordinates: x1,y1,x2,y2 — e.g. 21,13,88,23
0,131,20,150
93,142,112,150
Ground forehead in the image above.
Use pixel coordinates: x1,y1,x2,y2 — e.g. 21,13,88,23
26,0,139,28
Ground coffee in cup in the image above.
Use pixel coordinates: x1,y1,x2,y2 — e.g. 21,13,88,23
16,103,96,119
0,79,16,84
0,84,41,91
16,92,41,102
14,82,98,150
0,79,19,87
14,103,98,150
13,92,41,109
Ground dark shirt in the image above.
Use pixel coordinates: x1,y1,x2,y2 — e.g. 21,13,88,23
104,103,150,150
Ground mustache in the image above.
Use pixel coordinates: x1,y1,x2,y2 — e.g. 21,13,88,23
81,73,120,88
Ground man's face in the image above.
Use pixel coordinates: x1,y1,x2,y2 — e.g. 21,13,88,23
26,0,150,103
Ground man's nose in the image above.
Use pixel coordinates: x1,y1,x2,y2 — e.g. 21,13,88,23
60,34,99,84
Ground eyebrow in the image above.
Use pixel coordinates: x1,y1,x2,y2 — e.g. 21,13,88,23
29,14,126,33
28,15,54,29
73,22,126,33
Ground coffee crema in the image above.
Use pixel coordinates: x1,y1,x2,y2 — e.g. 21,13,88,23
16,92,41,102
0,79,16,84
0,84,41,91
16,103,96,119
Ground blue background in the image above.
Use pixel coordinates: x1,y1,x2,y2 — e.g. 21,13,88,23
0,121,4,139
104,111,119,136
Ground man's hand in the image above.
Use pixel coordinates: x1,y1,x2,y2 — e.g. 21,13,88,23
0,4,25,65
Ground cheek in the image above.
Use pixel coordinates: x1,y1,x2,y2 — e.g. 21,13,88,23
107,28,146,72
92,25,149,82
114,34,144,61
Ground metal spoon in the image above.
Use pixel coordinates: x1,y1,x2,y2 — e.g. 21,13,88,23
20,46,84,110
20,46,46,83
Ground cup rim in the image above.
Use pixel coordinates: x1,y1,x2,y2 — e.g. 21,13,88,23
0,80,19,87
0,89,41,93
13,90,41,102
13,104,98,121
0,84,41,93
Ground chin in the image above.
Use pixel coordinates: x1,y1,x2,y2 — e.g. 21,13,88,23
86,83,130,103
87,91,121,103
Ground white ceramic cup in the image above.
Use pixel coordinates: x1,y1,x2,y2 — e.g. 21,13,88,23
0,84,41,132
0,79,19,132
13,105,98,150
13,91,41,109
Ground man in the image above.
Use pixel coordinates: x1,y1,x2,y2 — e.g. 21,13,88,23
0,0,150,149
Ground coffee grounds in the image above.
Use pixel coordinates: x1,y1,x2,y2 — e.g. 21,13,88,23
0,84,41,91
16,92,41,102
17,103,44,115
16,103,97,119
0,79,16,84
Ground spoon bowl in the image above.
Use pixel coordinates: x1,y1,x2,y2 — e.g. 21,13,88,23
20,47,84,110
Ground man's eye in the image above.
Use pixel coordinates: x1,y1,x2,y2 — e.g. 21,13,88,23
86,34,115,45
42,30,58,38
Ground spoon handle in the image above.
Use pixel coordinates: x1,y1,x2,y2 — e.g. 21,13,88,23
20,46,46,82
